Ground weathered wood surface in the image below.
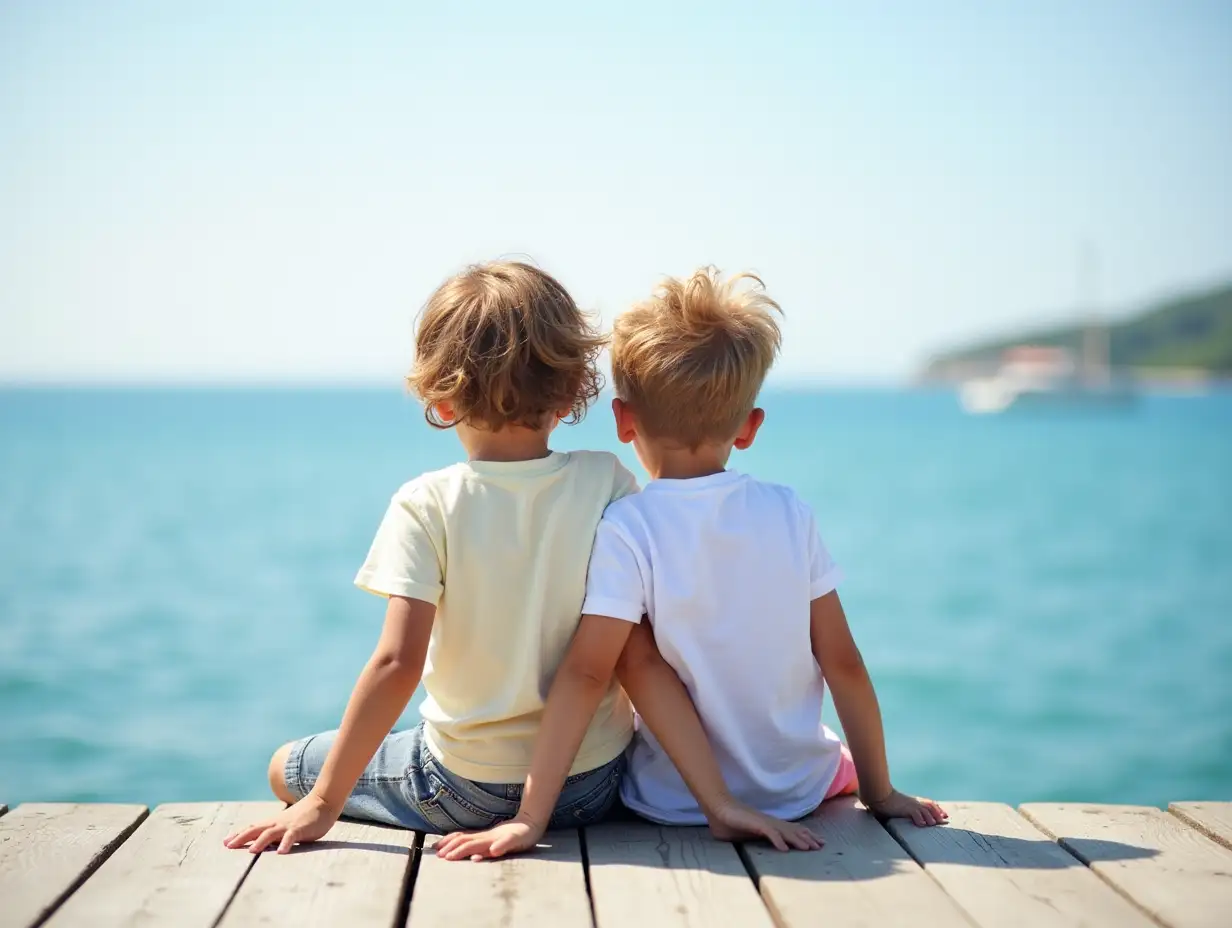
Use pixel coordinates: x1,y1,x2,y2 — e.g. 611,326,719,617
0,804,148,928
220,818,415,927
3,800,1230,927
587,822,774,928
1169,801,1232,851
1022,803,1232,928
741,797,971,927
410,829,592,928
887,801,1154,927
45,801,282,928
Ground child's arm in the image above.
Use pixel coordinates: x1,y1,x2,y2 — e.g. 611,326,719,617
433,612,635,861
810,591,947,827
225,595,434,853
616,620,822,850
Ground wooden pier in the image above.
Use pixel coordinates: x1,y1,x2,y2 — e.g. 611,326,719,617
1,798,1229,927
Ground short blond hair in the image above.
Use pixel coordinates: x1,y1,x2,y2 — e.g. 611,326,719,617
611,267,782,448
408,261,604,430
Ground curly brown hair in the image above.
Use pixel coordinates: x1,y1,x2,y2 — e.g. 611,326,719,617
407,261,605,430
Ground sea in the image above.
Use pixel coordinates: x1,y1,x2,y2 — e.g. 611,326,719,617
1,387,1229,807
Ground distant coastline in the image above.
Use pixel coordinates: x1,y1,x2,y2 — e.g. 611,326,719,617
918,280,1232,391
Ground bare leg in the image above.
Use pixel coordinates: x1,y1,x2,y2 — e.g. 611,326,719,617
267,742,297,805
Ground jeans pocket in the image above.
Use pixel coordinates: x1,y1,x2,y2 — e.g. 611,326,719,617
550,761,622,829
420,789,496,833
416,762,517,834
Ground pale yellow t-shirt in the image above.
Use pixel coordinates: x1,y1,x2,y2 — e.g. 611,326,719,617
354,450,639,782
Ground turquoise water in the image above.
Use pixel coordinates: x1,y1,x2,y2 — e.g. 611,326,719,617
1,388,1229,806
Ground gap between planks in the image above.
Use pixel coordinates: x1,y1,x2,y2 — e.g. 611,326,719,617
886,801,1155,928
0,804,148,928
1022,803,1232,928
219,817,417,928
739,796,972,928
43,801,282,928
5,801,1232,928
1167,802,1232,851
586,822,775,928
411,828,592,927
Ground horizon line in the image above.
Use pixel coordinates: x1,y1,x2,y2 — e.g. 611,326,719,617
0,375,916,391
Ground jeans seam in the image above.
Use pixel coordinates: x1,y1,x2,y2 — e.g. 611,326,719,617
421,789,510,832
556,762,622,824
420,797,466,833
422,756,518,820
431,784,501,820
285,738,310,797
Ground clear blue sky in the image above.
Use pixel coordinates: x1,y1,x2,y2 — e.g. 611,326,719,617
1,1,1229,383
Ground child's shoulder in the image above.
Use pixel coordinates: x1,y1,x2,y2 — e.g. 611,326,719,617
562,448,627,474
393,452,636,510
561,449,639,500
388,462,470,505
739,475,822,532
741,473,811,508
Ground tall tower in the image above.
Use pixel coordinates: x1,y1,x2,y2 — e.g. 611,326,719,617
1080,242,1108,385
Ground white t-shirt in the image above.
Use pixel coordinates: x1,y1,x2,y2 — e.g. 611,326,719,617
355,450,639,782
582,469,845,824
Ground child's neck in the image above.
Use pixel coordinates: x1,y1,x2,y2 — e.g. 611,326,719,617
644,444,733,481
458,422,554,463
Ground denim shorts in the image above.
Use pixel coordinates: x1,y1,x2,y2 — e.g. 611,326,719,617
283,721,625,834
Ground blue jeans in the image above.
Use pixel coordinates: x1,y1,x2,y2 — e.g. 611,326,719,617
283,721,625,834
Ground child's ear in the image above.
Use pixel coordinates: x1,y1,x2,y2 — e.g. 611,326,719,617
611,398,638,444
435,402,457,424
732,407,765,450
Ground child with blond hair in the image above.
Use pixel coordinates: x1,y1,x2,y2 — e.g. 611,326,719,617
225,261,812,854
437,268,946,861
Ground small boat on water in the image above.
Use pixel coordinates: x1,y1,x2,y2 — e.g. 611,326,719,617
959,345,1136,414
960,246,1137,414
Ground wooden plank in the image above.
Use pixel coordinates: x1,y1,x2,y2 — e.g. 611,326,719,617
1170,802,1232,851
44,802,283,927
1021,803,1232,928
740,797,970,927
411,829,591,928
219,818,416,927
887,802,1153,927
0,803,148,928
587,822,774,927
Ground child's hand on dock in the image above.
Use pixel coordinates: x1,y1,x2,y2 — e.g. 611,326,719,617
862,789,948,827
706,799,824,851
223,794,341,854
432,813,546,862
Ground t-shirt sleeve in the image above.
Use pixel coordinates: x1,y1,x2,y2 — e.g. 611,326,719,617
354,489,444,605
581,517,645,623
804,504,844,600
610,459,640,503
